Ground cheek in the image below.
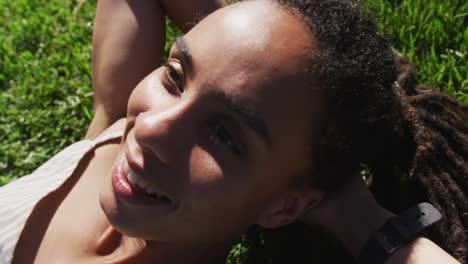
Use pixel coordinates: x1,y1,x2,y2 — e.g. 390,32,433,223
183,146,265,221
183,146,236,204
186,146,230,193
184,146,248,209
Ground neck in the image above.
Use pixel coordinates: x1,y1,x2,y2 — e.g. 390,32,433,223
94,226,233,264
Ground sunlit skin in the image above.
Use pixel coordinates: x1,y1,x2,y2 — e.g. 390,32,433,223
99,0,324,252
7,0,462,263
7,1,460,263
11,1,326,263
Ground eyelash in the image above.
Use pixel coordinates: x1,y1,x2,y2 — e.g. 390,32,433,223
163,61,184,95
208,121,242,155
163,61,243,156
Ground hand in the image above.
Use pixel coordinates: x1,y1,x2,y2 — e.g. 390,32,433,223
302,176,394,257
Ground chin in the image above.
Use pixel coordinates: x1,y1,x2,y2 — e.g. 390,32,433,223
98,189,168,241
99,186,121,227
98,178,134,234
99,195,145,239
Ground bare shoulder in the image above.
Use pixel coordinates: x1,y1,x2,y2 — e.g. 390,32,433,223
85,109,126,140
85,117,127,140
388,237,461,264
98,118,127,136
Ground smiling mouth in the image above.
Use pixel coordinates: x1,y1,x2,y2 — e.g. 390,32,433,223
112,154,174,207
122,158,173,203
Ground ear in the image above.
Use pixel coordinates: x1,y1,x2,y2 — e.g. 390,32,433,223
256,189,323,229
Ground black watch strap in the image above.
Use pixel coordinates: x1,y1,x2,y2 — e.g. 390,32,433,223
358,203,442,264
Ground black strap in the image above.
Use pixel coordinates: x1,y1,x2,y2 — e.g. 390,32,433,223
358,203,442,264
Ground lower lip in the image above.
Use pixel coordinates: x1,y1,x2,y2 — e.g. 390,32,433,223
111,156,173,207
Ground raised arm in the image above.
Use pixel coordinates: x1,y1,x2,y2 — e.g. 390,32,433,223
86,0,224,139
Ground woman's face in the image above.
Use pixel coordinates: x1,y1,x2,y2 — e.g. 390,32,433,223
100,0,325,245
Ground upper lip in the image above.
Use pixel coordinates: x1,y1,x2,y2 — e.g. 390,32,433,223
124,143,173,201
124,143,146,177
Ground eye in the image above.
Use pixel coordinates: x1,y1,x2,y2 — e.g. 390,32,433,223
208,121,242,155
163,61,184,95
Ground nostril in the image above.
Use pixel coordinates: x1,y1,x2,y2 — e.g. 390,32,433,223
132,104,192,166
136,130,177,168
124,140,146,169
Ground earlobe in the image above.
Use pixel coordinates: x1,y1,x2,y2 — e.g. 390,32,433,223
256,196,296,229
256,190,323,229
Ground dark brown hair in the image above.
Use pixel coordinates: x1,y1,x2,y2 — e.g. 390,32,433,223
243,0,467,262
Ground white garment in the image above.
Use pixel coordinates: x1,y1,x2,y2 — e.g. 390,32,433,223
0,130,123,264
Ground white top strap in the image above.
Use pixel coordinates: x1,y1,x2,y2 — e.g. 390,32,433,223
0,128,124,264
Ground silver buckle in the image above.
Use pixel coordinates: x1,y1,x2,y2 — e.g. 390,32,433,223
374,231,402,253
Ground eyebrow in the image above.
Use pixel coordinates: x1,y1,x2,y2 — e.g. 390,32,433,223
173,37,193,73
174,37,272,149
211,92,272,149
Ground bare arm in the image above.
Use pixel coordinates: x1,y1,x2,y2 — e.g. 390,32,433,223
86,0,224,139
302,178,460,264
386,238,459,264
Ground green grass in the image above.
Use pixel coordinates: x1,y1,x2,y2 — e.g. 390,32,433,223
1,0,466,185
0,0,466,261
370,0,467,101
0,0,95,184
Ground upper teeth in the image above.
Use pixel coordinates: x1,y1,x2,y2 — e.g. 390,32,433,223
124,159,168,200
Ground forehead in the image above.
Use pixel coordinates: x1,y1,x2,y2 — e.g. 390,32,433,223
183,0,318,98
182,0,325,167
185,1,314,87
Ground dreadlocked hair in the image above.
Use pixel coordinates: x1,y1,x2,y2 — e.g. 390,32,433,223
385,57,468,261
240,0,468,263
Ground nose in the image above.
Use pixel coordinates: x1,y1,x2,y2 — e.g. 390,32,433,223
133,103,193,166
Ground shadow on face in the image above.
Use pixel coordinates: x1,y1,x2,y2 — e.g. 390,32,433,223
100,0,325,245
